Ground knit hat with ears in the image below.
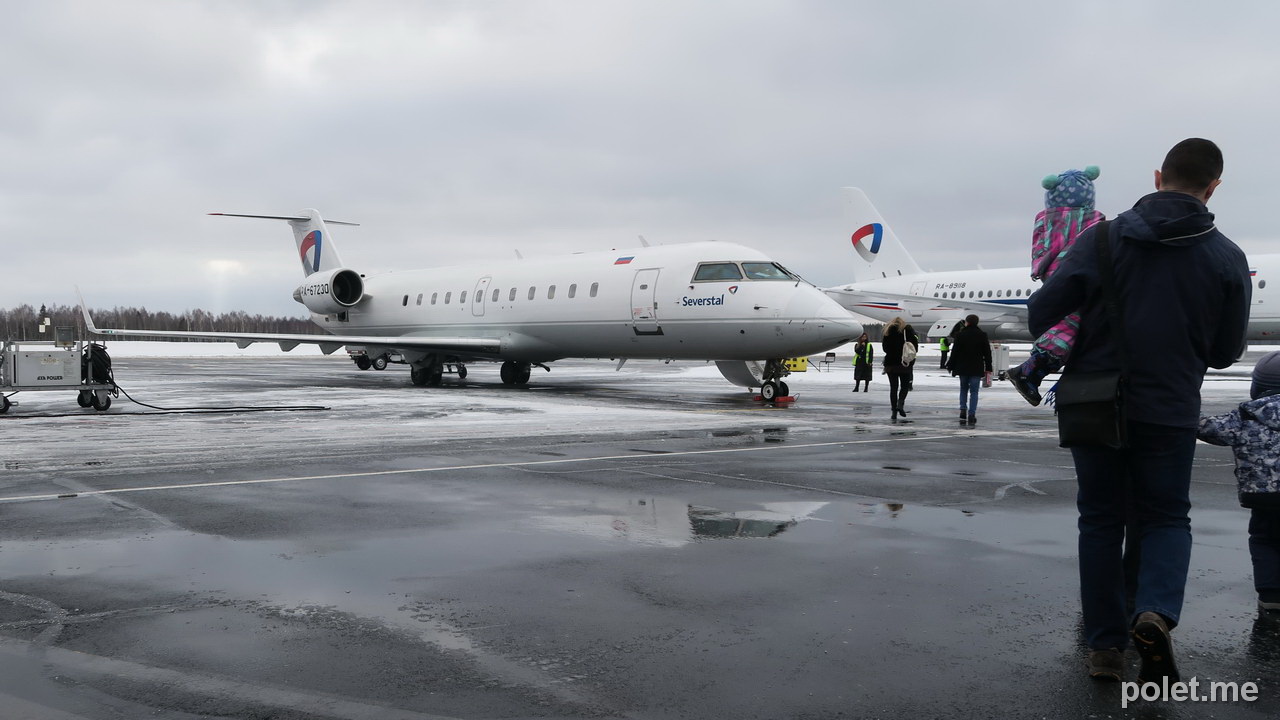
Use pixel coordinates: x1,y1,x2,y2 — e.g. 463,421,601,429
1043,166,1100,210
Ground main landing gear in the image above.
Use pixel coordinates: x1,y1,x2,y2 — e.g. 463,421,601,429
409,355,469,387
499,360,532,385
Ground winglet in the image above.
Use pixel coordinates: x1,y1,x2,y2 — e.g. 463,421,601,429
75,287,101,334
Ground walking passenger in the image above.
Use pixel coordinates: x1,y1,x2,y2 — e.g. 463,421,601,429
1028,138,1251,683
946,314,992,425
1197,352,1280,615
881,317,918,422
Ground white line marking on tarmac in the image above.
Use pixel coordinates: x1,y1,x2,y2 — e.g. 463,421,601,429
0,435,957,504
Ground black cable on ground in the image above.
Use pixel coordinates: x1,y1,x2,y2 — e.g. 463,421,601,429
112,383,330,414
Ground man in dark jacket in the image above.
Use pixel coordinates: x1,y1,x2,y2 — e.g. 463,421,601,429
1028,138,1252,684
946,314,992,425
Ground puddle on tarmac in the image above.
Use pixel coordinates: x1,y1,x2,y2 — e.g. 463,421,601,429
524,499,829,547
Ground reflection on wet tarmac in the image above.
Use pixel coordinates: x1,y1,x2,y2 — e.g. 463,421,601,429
526,499,830,546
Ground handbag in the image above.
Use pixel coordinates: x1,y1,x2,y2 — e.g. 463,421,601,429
1055,369,1125,448
1056,220,1129,449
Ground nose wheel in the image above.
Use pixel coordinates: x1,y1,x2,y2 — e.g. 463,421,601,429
760,380,790,401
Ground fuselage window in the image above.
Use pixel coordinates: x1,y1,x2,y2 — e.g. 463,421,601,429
568,283,577,299
460,291,467,304
741,262,792,280
547,285,556,299
509,287,517,301
416,293,423,306
444,292,452,304
968,291,974,298
693,262,743,282
1261,279,1268,289
528,287,536,300
402,295,409,306
997,290,1003,297
492,289,500,302
1015,289,1022,297
590,282,599,298
431,292,438,305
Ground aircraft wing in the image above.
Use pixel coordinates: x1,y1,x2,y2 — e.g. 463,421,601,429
77,295,501,356
825,286,1029,339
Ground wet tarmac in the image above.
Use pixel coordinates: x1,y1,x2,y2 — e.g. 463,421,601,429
1,346,1278,719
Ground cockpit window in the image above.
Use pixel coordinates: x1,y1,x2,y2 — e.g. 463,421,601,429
693,262,743,282
742,262,795,281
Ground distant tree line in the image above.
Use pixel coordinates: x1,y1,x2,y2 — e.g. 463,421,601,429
0,303,319,342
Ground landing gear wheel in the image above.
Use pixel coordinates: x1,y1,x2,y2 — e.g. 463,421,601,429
372,355,388,371
355,355,372,370
77,390,92,407
778,381,790,397
760,381,779,401
0,396,9,414
514,363,531,385
457,365,468,380
410,366,429,386
500,361,516,385
90,392,111,411
426,367,444,386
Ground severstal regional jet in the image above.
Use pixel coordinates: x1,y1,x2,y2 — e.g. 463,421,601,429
81,209,861,400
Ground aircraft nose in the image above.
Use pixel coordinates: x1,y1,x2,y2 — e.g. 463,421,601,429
817,312,862,344
812,295,862,342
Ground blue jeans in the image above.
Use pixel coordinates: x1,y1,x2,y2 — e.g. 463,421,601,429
958,375,981,417
1071,422,1196,650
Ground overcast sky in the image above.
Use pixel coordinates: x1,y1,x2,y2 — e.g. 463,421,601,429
3,1,1278,317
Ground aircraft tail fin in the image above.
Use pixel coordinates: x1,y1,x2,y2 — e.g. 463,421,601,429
209,211,360,277
841,188,923,283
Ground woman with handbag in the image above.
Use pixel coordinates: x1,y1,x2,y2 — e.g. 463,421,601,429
881,317,918,422
946,314,993,425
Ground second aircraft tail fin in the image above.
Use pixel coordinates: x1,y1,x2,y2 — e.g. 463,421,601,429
841,187,923,283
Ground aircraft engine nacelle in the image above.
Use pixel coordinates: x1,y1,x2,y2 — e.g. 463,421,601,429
292,268,365,314
715,360,767,388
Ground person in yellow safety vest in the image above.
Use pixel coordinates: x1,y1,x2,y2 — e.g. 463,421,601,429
939,335,951,369
852,332,874,392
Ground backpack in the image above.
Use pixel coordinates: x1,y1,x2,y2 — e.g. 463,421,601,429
900,339,917,365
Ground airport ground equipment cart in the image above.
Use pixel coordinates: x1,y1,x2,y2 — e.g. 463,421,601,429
0,334,118,413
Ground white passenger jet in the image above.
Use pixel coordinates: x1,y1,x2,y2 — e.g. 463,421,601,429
81,210,861,399
823,187,1280,341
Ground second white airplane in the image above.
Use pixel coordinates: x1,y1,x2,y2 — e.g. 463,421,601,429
82,210,862,399
823,187,1280,342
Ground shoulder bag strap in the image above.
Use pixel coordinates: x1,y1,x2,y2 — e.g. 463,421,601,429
1092,220,1128,377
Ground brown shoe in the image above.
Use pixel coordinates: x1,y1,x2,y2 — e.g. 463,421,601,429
1087,648,1124,682
1133,612,1179,683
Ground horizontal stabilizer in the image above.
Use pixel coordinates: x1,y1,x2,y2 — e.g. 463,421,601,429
209,213,360,227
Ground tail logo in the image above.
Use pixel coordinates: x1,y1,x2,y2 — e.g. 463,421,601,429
300,231,322,274
852,223,883,262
